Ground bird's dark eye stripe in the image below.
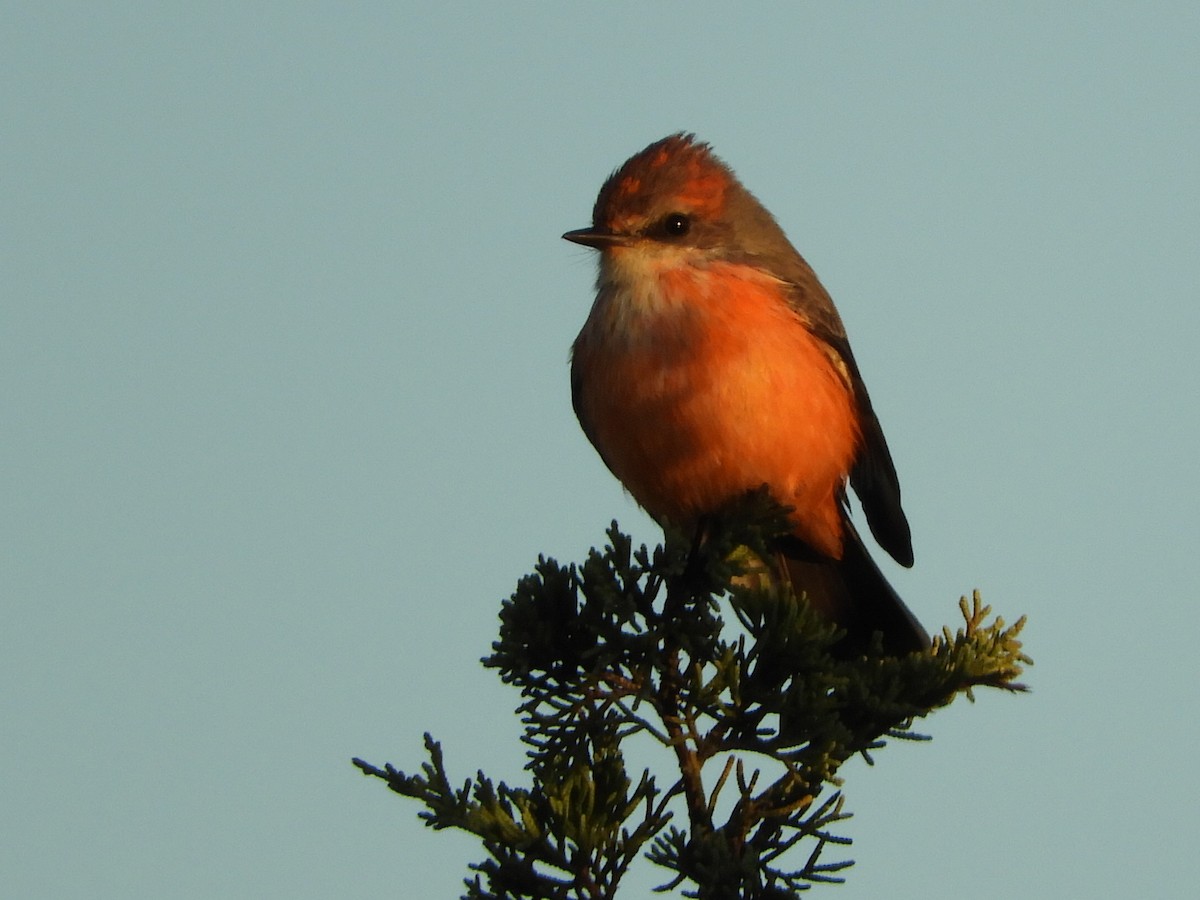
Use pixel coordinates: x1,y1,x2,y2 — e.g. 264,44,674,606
663,213,691,236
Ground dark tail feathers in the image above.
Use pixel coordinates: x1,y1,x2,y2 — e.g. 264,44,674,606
778,523,928,657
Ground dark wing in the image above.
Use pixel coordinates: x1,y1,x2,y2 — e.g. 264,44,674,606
830,334,914,567
779,274,914,568
570,343,619,480
570,350,596,451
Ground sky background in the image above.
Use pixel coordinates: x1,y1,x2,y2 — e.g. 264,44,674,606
4,3,1199,898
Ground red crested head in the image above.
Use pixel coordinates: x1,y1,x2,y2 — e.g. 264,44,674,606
563,134,802,276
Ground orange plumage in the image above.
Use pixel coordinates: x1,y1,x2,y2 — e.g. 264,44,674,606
572,260,857,560
566,134,927,655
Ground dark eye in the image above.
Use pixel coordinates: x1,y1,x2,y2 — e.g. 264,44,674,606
662,213,691,237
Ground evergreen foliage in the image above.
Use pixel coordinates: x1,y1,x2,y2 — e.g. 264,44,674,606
354,493,1029,898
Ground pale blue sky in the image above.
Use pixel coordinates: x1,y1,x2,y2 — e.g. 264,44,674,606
4,4,1199,897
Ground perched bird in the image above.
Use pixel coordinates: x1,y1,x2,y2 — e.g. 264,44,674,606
565,133,928,655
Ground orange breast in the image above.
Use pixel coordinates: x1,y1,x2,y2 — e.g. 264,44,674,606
573,260,860,559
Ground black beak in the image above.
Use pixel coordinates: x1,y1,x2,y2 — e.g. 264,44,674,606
562,227,628,249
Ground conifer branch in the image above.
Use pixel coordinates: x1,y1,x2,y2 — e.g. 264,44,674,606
355,493,1030,897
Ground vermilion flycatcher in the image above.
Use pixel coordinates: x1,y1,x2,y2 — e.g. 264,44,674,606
565,133,928,655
